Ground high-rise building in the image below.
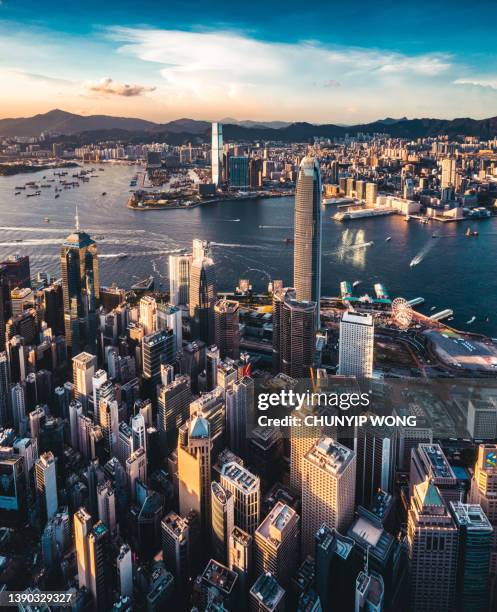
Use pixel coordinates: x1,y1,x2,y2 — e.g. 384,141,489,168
226,376,254,458
169,253,192,308
156,303,182,356
126,447,147,501
249,572,285,612
466,399,497,440
87,521,109,611
293,156,322,319
92,369,108,411
469,444,497,574
97,482,116,532
355,416,396,508
229,156,249,189
117,544,133,599
254,502,300,588
178,417,212,529
161,511,191,583
338,311,374,378
229,526,252,599
272,288,316,377
211,481,234,564
450,501,492,612
139,295,156,335
214,299,240,360
157,374,191,451
221,462,260,535
72,352,97,408
189,245,216,344
194,559,239,610
0,265,12,348
98,398,119,455
315,525,356,612
0,352,10,427
407,480,458,612
302,437,356,555
74,507,93,590
365,182,378,207
441,157,457,189
60,217,100,355
35,451,58,522
410,443,460,505
212,123,223,186
142,330,173,385
0,255,31,289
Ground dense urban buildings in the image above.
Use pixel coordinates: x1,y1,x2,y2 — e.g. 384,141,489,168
1,113,497,612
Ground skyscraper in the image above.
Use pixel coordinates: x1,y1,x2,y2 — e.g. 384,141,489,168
142,330,173,385
293,156,322,320
254,502,300,588
0,265,12,348
189,243,216,344
226,376,254,458
169,253,192,308
214,299,240,360
117,544,133,599
139,295,157,336
60,214,100,355
35,451,58,522
229,526,252,600
229,156,249,189
407,479,458,612
178,416,212,529
450,501,492,612
157,374,191,451
249,572,285,612
211,481,234,564
72,352,97,408
441,157,457,189
74,507,93,590
338,311,374,378
302,437,356,555
221,462,260,535
0,351,10,427
212,122,223,186
87,521,110,611
272,288,316,377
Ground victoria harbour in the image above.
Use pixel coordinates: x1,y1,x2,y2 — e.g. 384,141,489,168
1,163,495,335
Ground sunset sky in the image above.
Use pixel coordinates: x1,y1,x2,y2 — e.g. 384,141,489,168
1,0,497,123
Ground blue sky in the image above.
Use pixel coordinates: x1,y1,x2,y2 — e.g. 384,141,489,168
1,0,497,122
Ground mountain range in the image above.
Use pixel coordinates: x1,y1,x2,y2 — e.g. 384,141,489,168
1,108,497,141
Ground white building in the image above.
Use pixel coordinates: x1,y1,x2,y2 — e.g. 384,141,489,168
338,311,374,378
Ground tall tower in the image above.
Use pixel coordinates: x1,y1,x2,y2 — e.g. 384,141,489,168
88,521,110,611
301,437,356,555
214,299,240,360
407,479,458,612
212,122,223,186
272,288,316,377
35,451,58,522
0,265,12,349
169,253,192,308
293,156,322,321
338,311,374,378
0,351,10,427
189,241,216,344
221,462,260,535
60,214,100,355
74,507,93,590
226,376,254,458
254,502,300,588
178,416,212,529
211,481,234,564
72,352,97,408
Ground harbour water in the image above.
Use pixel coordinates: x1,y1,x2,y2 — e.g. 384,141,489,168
1,164,496,335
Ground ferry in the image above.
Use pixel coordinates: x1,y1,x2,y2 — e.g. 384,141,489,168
352,280,361,288
385,236,391,242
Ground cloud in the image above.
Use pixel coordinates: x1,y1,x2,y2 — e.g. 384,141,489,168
454,78,497,90
89,77,156,97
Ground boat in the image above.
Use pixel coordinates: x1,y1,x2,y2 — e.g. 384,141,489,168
55,194,60,199
117,253,128,260
466,227,478,237
385,236,391,242
432,234,438,238
448,317,454,321
430,306,436,311
466,316,476,324
44,217,50,223
15,192,20,195
352,280,361,288
14,239,23,243
102,192,107,196
131,276,154,293
284,237,294,244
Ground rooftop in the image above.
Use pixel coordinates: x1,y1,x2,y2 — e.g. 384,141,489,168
250,573,285,611
222,461,259,493
305,437,355,476
256,502,299,546
202,559,238,595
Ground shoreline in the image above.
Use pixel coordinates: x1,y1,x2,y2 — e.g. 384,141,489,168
127,191,295,211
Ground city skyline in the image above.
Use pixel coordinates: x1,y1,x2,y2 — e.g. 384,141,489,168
1,1,497,122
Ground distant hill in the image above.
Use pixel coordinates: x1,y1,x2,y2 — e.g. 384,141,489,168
1,108,496,141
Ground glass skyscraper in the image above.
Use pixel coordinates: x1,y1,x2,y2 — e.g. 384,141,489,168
211,122,223,186
60,216,100,356
293,156,322,321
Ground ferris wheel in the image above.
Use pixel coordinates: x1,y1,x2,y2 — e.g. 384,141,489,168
391,297,413,329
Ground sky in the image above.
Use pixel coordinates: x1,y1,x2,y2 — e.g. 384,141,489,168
1,0,497,124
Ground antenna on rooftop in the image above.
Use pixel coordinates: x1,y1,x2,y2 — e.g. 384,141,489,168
75,204,80,232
